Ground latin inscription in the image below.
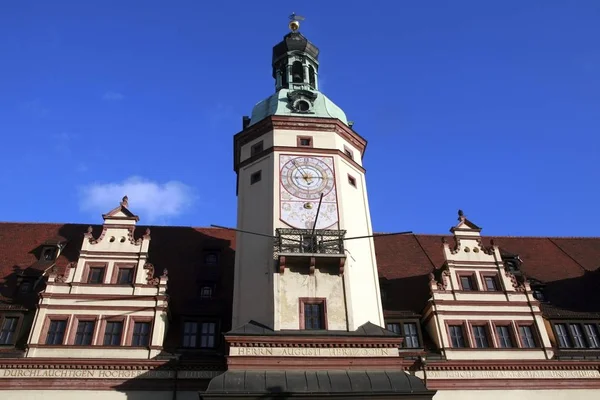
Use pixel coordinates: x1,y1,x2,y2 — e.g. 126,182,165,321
230,347,396,357
0,369,221,380
427,370,600,380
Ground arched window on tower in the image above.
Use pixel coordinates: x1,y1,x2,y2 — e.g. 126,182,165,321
308,65,316,89
280,65,288,88
292,61,304,83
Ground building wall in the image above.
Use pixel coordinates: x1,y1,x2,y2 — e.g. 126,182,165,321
334,154,384,329
232,152,276,329
277,268,347,330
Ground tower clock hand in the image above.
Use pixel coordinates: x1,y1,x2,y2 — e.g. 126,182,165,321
292,160,311,179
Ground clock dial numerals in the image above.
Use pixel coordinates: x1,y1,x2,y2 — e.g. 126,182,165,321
281,157,333,199
279,155,339,230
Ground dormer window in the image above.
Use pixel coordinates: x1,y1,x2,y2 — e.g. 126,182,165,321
502,254,523,275
204,252,219,266
505,260,519,273
532,288,545,302
19,280,32,294
200,286,213,299
42,247,57,261
530,282,546,302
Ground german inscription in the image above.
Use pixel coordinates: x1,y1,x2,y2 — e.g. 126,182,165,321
427,370,600,380
0,369,221,380
229,347,398,357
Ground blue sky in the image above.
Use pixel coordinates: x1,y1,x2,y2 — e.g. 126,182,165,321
0,1,598,236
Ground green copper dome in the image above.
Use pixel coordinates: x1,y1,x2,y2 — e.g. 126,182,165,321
244,26,350,128
249,88,348,126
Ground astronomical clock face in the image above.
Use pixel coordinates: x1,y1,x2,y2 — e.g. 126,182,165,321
279,155,339,230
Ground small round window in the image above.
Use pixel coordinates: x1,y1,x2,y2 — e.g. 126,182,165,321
296,100,310,112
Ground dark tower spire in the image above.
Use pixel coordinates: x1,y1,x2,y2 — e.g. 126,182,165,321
272,14,320,92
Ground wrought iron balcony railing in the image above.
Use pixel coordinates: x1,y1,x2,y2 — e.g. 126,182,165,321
274,228,346,256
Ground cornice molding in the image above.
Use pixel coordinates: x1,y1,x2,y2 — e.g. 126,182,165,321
233,115,368,171
226,334,402,349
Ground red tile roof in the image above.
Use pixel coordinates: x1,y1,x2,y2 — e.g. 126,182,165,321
1,222,599,323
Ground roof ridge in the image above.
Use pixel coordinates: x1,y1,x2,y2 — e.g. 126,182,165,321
0,222,599,239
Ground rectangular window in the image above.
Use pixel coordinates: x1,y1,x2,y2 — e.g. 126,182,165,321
584,324,600,348
200,322,216,348
496,325,514,348
472,325,489,348
182,321,217,348
343,146,354,159
569,324,586,348
46,320,67,345
132,322,151,347
386,322,421,348
555,323,572,348
183,321,198,348
459,275,475,291
200,286,213,299
88,267,105,284
103,321,123,346
42,247,57,261
250,141,263,156
250,170,262,185
348,174,357,188
403,323,420,348
19,280,32,293
484,275,499,291
297,136,313,147
116,268,134,285
299,299,327,330
74,321,95,345
303,302,325,330
0,317,18,345
204,252,219,266
386,323,401,334
449,325,466,348
518,325,536,348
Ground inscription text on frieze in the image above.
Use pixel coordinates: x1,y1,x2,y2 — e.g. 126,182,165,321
427,370,600,380
0,369,221,380
229,347,398,357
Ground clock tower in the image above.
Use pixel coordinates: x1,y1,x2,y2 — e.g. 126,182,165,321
231,17,385,332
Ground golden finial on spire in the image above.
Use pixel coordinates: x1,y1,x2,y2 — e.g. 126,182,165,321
288,12,305,32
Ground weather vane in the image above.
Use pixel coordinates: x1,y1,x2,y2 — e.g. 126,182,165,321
288,12,305,32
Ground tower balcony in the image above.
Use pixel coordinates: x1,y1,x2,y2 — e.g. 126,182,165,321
274,228,347,275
